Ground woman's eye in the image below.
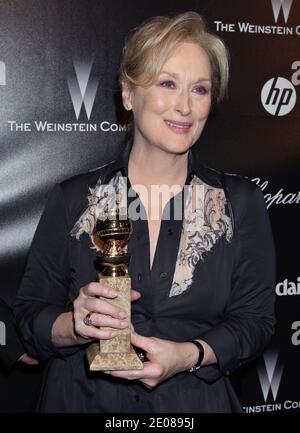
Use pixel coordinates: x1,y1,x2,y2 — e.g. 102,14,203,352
194,86,210,95
160,80,175,88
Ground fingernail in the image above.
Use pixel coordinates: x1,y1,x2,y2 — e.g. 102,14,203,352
111,332,118,337
119,311,126,319
121,321,128,327
110,290,117,297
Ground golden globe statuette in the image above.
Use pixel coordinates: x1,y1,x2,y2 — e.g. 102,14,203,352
86,209,143,370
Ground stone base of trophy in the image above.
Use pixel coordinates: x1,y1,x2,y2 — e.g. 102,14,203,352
86,275,144,371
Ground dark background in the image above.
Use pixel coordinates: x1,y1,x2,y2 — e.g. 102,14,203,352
0,0,299,412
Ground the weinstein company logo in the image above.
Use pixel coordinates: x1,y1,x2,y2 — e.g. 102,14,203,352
271,0,293,24
257,350,283,402
0,61,6,86
67,60,99,120
214,0,299,36
244,351,300,412
7,59,124,133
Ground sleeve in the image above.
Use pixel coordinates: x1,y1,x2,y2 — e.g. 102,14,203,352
194,182,276,383
14,184,80,360
0,299,25,368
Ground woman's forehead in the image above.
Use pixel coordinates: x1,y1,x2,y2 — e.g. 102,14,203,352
161,42,211,77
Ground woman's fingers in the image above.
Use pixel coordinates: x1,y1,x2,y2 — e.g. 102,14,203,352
84,297,127,319
130,289,141,301
83,283,141,302
74,312,124,340
74,283,141,340
131,331,153,353
82,282,117,298
19,354,39,365
80,285,141,319
88,312,129,329
81,326,119,340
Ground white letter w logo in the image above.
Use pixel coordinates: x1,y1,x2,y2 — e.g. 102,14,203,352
271,0,293,23
67,60,99,120
257,350,283,402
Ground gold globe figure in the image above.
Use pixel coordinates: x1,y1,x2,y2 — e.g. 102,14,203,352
86,209,144,371
95,211,132,277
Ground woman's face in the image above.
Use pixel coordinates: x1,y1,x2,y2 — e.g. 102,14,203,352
123,41,212,155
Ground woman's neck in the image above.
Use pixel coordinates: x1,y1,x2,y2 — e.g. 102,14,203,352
128,142,189,188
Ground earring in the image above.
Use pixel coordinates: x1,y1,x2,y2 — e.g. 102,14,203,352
125,104,131,111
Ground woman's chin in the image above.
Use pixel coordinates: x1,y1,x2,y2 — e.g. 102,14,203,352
159,141,192,155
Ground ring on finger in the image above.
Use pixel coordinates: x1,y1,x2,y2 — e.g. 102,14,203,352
83,312,94,327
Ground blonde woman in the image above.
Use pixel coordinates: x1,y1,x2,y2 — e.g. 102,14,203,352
15,12,275,412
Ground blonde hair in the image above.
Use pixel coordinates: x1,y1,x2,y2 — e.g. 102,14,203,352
119,11,229,106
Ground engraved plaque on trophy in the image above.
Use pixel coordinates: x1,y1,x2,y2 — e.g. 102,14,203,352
86,208,143,371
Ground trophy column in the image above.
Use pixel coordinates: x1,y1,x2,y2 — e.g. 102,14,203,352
86,212,143,371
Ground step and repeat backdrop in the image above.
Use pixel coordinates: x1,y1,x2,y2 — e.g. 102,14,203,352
0,0,299,413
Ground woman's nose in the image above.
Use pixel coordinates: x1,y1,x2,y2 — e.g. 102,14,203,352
174,89,192,116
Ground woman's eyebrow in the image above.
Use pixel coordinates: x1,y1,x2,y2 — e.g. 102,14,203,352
159,70,212,83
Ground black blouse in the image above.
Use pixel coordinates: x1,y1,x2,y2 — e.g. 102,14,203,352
14,143,276,413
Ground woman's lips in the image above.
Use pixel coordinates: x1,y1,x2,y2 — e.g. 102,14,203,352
164,120,193,134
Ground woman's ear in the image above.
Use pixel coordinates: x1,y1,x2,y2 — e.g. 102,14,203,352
121,81,133,111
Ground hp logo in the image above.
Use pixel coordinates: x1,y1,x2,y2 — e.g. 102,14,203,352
261,77,296,116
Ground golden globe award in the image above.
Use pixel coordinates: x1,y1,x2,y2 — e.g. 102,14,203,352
86,208,143,371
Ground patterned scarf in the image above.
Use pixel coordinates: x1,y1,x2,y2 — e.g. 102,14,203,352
71,171,233,297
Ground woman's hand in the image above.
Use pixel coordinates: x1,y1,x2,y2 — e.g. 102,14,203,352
103,331,199,389
18,353,39,365
73,283,141,342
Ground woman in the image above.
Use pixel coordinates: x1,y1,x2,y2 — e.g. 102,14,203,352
14,11,276,412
